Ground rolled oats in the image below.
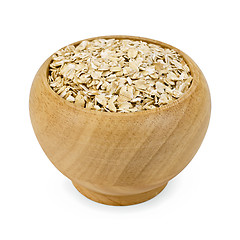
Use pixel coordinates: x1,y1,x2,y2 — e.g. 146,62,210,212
48,38,192,112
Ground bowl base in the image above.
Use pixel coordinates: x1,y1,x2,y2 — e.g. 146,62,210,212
72,182,168,206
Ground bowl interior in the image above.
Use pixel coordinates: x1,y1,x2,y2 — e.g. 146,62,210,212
43,35,199,116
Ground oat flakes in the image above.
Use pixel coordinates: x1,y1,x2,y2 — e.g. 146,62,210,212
48,38,193,112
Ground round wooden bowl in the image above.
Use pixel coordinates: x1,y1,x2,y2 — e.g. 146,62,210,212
29,36,211,206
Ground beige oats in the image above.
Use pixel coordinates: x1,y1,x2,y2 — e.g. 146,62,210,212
127,48,138,58
75,94,85,107
48,38,192,112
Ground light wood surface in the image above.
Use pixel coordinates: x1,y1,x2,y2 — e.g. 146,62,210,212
29,36,211,206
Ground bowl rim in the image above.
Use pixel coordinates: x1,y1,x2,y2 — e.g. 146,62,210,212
41,35,199,116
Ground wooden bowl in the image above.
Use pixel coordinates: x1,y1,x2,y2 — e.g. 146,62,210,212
29,35,211,206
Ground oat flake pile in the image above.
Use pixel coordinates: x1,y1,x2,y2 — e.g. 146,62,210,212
48,39,193,112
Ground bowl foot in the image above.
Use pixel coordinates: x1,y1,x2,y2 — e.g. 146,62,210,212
72,182,168,206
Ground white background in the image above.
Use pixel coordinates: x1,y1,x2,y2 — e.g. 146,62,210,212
1,0,239,239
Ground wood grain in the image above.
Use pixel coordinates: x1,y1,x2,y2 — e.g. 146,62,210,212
29,36,211,205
